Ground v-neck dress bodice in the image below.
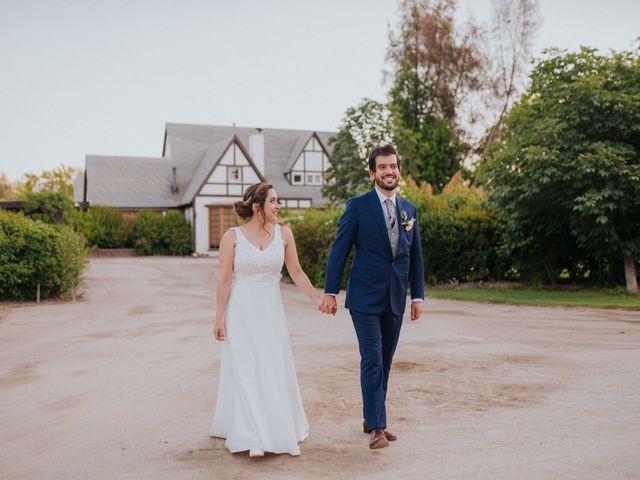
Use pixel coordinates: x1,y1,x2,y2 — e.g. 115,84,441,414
232,225,284,285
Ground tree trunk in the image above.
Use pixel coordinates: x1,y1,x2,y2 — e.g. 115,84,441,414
624,255,638,295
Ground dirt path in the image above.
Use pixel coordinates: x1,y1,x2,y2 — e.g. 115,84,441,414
1,257,639,479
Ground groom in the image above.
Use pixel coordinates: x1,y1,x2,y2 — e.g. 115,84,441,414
321,144,425,450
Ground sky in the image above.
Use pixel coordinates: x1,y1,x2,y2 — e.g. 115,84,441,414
1,0,638,181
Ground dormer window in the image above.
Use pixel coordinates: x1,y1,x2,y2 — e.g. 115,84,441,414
288,135,329,186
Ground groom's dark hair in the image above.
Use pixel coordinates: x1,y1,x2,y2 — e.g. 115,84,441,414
368,144,400,172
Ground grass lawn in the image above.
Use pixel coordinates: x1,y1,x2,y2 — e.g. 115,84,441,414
425,287,640,310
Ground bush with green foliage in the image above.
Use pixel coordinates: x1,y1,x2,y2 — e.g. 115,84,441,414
402,174,502,284
65,207,191,255
0,210,86,300
66,206,133,248
283,208,350,289
132,210,192,255
287,177,499,288
133,210,164,255
161,210,192,255
22,191,74,224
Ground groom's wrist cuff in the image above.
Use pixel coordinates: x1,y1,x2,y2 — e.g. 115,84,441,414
324,293,337,296
411,298,423,302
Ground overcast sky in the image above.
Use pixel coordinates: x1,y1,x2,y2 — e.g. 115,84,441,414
1,0,638,181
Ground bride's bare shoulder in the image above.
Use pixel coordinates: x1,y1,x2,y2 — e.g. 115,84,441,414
280,224,294,242
220,228,238,247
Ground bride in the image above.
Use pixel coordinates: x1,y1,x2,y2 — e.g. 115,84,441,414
210,182,324,457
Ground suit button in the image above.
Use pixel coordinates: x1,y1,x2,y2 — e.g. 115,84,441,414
391,261,395,266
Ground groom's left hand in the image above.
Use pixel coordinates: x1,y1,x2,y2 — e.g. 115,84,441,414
410,301,422,321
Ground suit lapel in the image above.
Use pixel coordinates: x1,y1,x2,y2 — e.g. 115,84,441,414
395,196,407,256
367,189,393,256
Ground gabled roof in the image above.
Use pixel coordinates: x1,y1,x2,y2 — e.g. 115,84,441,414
281,131,332,174
165,123,336,207
84,155,183,208
178,136,233,205
82,123,337,209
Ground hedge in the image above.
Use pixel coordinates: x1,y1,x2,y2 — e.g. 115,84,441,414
402,174,504,284
283,208,350,289
283,174,503,288
0,210,86,300
66,207,192,255
65,206,133,248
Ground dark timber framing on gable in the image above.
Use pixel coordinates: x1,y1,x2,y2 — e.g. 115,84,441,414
287,132,331,187
192,135,266,199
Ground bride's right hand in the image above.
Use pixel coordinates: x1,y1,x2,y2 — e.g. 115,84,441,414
214,321,226,342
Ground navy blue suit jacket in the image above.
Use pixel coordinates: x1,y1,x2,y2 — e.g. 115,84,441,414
324,188,425,316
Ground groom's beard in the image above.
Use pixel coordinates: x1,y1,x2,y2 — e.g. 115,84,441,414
374,175,399,191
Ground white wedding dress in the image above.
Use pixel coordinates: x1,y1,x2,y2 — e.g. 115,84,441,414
210,224,309,456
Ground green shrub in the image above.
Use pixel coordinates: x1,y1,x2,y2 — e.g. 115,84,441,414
133,210,165,255
0,210,86,300
400,174,504,284
161,211,192,255
66,207,191,255
66,206,133,248
283,177,502,287
22,191,74,224
284,208,350,289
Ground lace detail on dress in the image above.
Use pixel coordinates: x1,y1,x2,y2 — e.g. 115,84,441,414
232,225,284,284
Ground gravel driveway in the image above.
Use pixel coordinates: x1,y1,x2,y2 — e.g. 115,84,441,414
1,257,639,479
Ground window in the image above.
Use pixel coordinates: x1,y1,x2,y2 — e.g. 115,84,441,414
306,173,322,185
279,198,310,209
227,166,241,183
292,173,303,185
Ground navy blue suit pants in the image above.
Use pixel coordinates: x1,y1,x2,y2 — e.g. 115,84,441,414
350,305,403,431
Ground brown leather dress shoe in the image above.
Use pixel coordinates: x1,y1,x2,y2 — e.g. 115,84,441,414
363,420,398,441
369,429,389,449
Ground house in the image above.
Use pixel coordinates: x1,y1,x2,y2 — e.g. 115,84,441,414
74,123,336,254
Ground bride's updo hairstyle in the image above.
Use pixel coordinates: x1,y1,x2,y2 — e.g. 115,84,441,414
234,182,274,223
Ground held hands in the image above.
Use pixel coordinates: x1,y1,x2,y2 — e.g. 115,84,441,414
319,294,338,316
313,293,323,311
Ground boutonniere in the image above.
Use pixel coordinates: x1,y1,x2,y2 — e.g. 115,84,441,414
400,210,415,231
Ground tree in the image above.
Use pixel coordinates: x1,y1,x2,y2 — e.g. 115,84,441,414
18,164,80,200
386,0,484,189
480,0,541,156
0,172,16,199
482,48,640,293
323,98,392,203
22,191,74,224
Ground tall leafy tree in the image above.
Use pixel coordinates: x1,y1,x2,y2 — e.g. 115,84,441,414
482,48,640,293
323,98,391,203
18,164,80,200
386,0,484,189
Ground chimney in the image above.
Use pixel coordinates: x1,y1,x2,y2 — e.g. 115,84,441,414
249,128,265,175
170,166,179,194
